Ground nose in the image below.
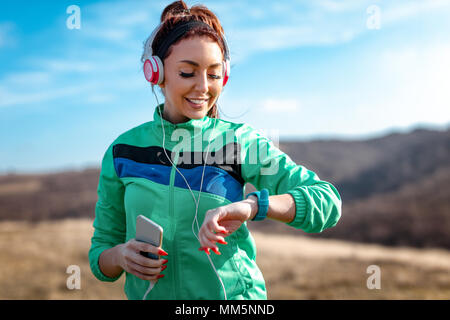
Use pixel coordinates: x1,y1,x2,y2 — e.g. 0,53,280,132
194,71,208,93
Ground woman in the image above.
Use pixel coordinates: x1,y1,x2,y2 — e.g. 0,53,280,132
89,0,342,300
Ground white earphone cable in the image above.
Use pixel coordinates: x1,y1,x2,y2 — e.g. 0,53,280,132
146,86,227,300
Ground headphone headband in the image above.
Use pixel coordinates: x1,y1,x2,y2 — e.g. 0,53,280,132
144,20,230,63
155,21,214,60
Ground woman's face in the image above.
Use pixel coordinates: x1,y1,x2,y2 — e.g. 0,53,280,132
159,36,224,124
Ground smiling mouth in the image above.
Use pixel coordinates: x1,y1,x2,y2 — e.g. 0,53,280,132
185,97,209,107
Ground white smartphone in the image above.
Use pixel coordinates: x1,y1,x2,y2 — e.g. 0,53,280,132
136,215,163,260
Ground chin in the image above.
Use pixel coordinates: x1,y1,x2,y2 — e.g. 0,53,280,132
185,109,208,119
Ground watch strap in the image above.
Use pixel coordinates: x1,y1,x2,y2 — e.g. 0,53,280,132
245,188,269,221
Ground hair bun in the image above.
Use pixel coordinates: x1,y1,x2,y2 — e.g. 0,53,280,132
161,0,190,22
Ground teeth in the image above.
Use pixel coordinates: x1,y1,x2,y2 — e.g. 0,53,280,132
187,98,207,104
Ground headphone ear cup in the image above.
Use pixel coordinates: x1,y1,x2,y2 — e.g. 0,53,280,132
143,59,154,83
143,56,164,85
152,56,164,85
222,60,230,87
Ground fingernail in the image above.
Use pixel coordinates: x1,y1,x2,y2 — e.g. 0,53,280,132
211,247,221,255
157,274,165,279
162,259,168,265
199,247,210,255
161,265,167,271
219,230,229,235
158,249,168,256
217,239,228,245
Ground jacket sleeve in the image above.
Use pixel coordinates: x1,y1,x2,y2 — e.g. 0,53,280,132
89,143,126,282
238,126,342,233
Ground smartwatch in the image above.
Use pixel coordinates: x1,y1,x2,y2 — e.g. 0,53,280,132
245,188,269,221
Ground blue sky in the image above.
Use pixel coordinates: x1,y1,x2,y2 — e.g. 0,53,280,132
1,0,450,173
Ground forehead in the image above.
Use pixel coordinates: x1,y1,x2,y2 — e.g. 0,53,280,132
166,36,223,65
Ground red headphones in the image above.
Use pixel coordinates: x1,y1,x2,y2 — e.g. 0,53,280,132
142,21,230,87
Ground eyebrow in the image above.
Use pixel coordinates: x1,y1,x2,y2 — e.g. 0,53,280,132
178,60,222,68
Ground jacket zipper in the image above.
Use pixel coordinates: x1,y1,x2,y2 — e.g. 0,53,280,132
169,151,179,299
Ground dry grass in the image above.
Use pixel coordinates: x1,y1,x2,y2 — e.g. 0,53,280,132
255,233,450,299
0,180,42,195
0,218,449,300
0,218,125,299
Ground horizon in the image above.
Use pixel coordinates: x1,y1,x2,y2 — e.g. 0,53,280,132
2,122,448,176
1,0,450,173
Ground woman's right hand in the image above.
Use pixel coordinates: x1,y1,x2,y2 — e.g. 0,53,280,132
116,239,168,281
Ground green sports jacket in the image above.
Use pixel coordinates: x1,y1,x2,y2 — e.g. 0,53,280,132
89,104,342,300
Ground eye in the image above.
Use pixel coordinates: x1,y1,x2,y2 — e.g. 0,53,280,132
179,71,222,80
179,72,194,78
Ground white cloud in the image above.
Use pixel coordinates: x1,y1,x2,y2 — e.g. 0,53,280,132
382,0,450,25
33,59,97,73
220,0,450,63
227,41,450,137
3,71,51,86
80,0,163,43
0,1,161,109
0,22,15,47
85,93,116,104
86,28,132,42
222,1,365,63
0,84,88,108
229,23,358,63
382,44,450,121
314,0,365,12
3,0,449,127
343,43,450,134
116,11,151,27
0,71,144,108
262,98,300,113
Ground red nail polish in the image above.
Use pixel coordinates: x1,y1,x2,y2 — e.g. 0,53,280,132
211,247,221,255
158,249,168,256
217,239,228,245
162,259,168,265
161,265,167,271
199,247,210,255
157,274,165,279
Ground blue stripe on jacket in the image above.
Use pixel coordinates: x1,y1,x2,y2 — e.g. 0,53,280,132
114,157,243,203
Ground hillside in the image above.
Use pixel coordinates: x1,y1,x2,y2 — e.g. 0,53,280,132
248,164,450,249
0,169,99,221
0,127,449,249
279,128,450,200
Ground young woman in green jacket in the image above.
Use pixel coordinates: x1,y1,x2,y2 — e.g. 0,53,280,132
89,0,342,300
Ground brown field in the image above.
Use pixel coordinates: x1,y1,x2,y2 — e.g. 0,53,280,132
0,218,449,300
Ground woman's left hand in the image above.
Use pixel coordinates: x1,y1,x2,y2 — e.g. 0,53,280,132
197,199,256,255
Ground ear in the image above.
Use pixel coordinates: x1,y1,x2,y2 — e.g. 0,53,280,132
159,85,166,96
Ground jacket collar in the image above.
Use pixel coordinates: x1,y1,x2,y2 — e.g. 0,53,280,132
152,103,212,139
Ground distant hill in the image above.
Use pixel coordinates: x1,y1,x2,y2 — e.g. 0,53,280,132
278,128,450,201
251,127,450,249
0,169,99,221
0,127,449,249
249,161,450,249
320,165,450,248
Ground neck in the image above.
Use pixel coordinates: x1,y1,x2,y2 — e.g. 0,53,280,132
162,107,189,124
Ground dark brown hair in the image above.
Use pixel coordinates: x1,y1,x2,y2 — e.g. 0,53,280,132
152,0,226,118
